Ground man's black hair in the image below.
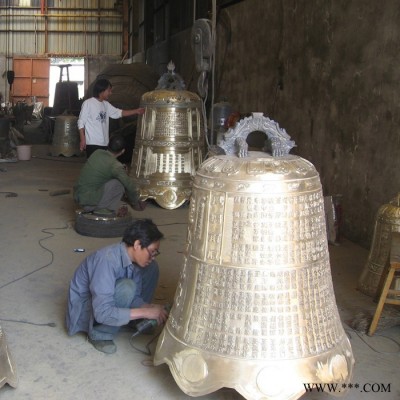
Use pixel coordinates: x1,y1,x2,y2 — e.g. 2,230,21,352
108,134,126,153
122,219,164,248
93,78,112,98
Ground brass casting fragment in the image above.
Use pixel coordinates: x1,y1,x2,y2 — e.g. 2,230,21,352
154,113,354,400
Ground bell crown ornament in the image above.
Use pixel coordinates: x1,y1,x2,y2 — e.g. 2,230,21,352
154,113,354,400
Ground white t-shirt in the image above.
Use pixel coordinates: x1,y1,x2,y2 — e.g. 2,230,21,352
77,97,122,146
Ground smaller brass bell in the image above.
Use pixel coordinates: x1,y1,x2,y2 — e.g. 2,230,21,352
50,115,81,157
358,194,400,297
130,62,205,209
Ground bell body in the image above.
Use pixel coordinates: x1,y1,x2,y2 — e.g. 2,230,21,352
358,194,400,297
154,151,354,400
0,325,18,389
50,115,80,157
129,89,205,209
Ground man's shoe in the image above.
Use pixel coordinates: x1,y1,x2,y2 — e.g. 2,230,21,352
88,337,117,354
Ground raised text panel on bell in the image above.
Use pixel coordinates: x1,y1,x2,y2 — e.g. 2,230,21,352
154,113,354,400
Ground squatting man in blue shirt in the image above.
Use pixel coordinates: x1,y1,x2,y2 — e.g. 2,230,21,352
66,219,169,354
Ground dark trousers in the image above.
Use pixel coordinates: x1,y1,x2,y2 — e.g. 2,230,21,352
86,145,107,159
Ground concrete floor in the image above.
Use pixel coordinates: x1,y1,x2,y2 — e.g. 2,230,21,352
0,145,399,400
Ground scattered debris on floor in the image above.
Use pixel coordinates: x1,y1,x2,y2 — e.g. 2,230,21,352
49,189,71,196
0,192,18,198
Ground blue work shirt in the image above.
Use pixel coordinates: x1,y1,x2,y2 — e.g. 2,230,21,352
66,242,148,336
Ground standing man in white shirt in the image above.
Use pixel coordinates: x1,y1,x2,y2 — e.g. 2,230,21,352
78,78,145,158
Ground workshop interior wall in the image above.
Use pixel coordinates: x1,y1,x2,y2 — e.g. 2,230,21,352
151,0,400,248
216,0,400,248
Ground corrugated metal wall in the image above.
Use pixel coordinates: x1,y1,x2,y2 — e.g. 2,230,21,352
0,0,123,57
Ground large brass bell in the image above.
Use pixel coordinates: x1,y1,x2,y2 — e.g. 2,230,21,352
129,62,205,209
154,113,354,400
358,194,400,297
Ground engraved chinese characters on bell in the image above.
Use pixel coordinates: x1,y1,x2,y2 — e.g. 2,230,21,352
154,150,354,399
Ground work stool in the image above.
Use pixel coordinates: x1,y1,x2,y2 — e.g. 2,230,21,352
368,232,400,336
52,64,80,116
58,63,71,82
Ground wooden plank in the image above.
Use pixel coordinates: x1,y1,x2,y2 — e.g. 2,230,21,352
390,232,400,263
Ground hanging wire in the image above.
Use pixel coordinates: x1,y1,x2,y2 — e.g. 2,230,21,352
198,0,217,157
209,0,217,146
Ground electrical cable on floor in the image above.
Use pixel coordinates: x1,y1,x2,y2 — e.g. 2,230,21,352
129,330,161,356
345,326,400,354
0,318,56,327
0,224,68,328
0,224,68,290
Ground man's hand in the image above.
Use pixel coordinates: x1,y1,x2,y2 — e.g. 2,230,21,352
129,304,170,325
142,305,169,325
79,137,86,152
79,128,86,151
132,200,146,211
122,107,146,118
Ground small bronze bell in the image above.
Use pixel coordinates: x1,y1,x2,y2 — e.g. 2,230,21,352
154,113,354,400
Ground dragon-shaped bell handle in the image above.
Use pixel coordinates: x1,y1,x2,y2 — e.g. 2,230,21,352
217,112,296,158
